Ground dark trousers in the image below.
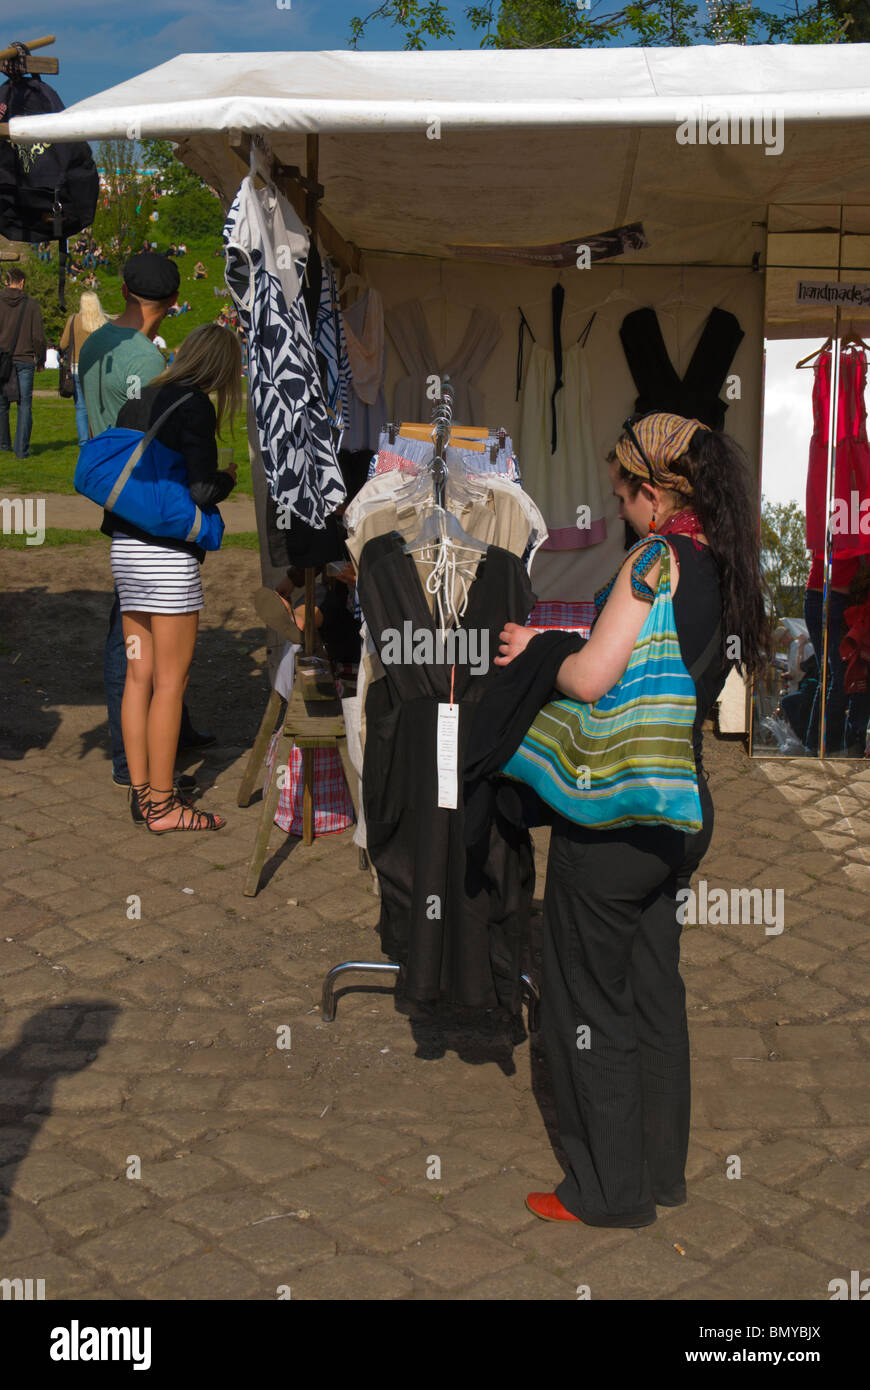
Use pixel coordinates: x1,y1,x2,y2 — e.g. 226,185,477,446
805,587,870,754
541,773,714,1228
105,592,195,781
0,361,35,457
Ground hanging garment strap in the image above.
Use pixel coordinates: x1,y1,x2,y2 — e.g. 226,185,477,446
516,306,536,402
105,392,194,512
550,282,565,454
688,622,723,683
577,310,596,348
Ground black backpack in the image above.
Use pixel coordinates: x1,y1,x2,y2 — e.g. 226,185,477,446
0,73,99,244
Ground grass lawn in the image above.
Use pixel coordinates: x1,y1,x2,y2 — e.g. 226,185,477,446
1,235,252,497
0,392,253,496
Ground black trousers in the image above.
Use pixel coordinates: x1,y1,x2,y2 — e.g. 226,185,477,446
541,772,714,1228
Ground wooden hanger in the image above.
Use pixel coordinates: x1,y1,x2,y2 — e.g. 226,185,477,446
391,421,487,452
795,337,833,369
842,330,870,354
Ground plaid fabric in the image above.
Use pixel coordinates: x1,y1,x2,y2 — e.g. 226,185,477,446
527,600,595,638
373,448,419,476
264,732,355,837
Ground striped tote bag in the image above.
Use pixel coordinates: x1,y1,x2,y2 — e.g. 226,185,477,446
501,537,713,832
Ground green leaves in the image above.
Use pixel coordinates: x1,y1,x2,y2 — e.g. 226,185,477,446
761,498,811,621
347,0,860,50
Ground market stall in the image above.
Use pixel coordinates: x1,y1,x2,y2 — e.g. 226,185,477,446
11,45,870,1001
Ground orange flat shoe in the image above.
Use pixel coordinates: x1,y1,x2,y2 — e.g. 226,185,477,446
525,1191,582,1223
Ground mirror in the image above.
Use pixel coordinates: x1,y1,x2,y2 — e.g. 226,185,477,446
752,212,870,758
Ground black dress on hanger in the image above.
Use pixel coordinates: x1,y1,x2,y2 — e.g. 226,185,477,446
619,306,744,430
357,532,536,1011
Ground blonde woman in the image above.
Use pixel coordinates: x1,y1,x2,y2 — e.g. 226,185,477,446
60,290,107,444
108,324,241,833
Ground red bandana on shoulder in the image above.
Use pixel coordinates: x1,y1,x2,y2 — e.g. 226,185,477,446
657,509,705,541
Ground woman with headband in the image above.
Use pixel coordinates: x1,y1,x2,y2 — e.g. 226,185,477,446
496,411,771,1230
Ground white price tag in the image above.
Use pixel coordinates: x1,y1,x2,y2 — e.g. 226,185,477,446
436,703,460,809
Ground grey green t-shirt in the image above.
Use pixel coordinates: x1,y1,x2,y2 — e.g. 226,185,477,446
78,323,166,434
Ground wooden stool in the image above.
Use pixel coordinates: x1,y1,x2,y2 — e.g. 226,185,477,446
238,673,359,897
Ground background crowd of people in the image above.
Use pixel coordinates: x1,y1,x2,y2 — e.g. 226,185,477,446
0,238,244,457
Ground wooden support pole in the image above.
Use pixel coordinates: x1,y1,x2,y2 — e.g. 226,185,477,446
0,58,57,79
0,35,56,60
301,133,320,848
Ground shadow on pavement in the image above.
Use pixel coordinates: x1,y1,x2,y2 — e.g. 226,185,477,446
0,1000,119,1242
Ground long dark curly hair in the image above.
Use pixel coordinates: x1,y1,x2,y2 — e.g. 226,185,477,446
613,427,774,680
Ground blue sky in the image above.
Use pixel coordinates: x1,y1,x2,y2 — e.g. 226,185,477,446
24,2,512,107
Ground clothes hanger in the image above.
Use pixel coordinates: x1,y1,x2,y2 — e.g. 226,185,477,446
795,337,833,369
841,329,870,354
338,271,367,303
656,267,713,315
392,420,487,450
394,447,487,509
248,138,275,191
403,504,488,556
575,267,638,315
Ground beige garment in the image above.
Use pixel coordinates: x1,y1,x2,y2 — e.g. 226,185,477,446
482,489,531,557
343,287,385,405
347,487,531,621
348,499,491,619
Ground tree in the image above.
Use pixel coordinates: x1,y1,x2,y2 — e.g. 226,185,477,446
156,187,225,243
349,0,848,48
761,499,810,619
91,138,151,264
140,139,209,197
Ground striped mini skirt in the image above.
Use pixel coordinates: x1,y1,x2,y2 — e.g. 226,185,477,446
110,536,204,614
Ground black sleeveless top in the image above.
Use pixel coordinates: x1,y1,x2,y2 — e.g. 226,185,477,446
669,534,729,763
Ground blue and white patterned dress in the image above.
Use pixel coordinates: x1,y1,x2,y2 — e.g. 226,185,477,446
223,176,346,529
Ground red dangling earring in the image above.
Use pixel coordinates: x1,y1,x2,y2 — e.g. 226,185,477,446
650,511,657,533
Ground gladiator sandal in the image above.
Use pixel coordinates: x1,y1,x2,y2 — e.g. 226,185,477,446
129,776,197,827
129,781,151,828
145,788,226,835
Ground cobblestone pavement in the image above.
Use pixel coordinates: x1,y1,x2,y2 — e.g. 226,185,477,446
2,572,870,1300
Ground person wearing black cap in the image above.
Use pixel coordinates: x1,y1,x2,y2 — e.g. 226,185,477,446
78,253,215,801
79,252,179,432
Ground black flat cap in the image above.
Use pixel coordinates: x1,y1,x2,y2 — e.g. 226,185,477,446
123,252,180,301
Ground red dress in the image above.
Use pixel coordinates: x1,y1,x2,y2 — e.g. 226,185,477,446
805,347,870,561
833,348,870,558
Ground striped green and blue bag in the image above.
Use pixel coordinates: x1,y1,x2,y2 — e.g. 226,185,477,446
501,537,718,832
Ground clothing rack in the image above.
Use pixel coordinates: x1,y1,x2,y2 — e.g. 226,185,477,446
430,377,454,509
321,383,540,1029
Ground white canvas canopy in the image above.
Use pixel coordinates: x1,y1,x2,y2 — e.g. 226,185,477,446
9,44,865,656
8,45,870,268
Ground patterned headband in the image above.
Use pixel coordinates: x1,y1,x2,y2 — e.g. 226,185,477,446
614,412,711,497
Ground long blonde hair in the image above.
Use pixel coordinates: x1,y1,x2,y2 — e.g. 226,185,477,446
78,291,107,334
148,324,242,437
